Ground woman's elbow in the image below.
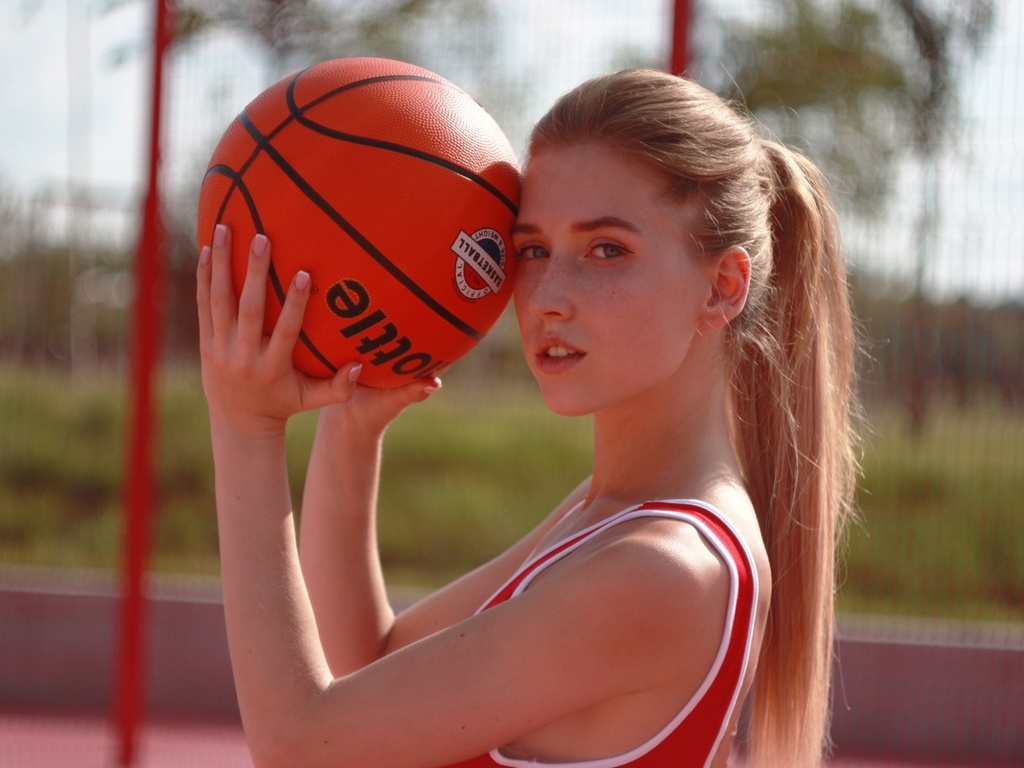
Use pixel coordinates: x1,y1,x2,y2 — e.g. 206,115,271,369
246,726,306,768
245,707,355,768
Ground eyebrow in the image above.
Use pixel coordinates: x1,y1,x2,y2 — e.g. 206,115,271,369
511,216,642,236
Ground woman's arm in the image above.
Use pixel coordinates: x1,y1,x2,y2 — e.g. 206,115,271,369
297,404,396,676
197,224,344,759
196,225,437,755
197,227,723,768
299,392,593,672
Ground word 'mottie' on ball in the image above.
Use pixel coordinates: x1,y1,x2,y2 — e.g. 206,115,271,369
197,57,521,388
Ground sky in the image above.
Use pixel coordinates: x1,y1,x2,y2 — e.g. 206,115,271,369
0,1,146,197
0,0,1021,303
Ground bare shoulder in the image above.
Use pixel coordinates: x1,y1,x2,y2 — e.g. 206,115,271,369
525,514,739,688
556,504,758,600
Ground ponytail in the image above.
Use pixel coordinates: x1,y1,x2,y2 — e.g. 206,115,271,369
732,141,860,767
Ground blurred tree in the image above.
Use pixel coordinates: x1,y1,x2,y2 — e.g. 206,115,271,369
697,0,995,217
888,0,995,432
891,0,995,153
165,0,515,155
171,0,497,80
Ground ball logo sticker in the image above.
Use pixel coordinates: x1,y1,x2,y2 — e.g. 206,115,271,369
451,228,507,300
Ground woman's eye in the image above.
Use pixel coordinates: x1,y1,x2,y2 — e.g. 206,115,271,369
590,243,628,259
516,245,549,260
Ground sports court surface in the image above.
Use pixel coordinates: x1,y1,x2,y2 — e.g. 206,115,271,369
1,708,1009,768
4,572,1021,767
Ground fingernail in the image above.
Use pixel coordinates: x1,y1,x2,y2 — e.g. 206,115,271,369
252,234,268,257
199,246,211,267
214,224,227,247
422,377,443,394
348,363,363,383
295,270,310,290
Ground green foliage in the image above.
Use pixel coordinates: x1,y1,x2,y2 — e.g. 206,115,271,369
0,368,127,567
0,365,593,583
373,391,591,581
171,0,500,81
2,366,1022,621
841,403,1024,620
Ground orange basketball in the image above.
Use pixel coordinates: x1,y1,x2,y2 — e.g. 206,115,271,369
197,57,520,388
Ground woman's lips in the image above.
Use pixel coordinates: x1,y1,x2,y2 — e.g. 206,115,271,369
534,341,585,373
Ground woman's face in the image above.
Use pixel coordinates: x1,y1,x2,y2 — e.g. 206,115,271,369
512,142,715,418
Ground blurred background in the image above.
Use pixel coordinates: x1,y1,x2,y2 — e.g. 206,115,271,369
0,0,1021,765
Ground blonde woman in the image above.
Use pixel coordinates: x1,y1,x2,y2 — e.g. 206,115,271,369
197,68,859,768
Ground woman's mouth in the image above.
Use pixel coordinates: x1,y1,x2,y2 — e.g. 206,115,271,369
545,345,579,358
534,342,584,372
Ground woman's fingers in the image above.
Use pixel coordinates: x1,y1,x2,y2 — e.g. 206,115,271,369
208,224,236,339
196,245,213,343
336,370,442,428
237,233,271,350
197,224,443,424
265,267,311,365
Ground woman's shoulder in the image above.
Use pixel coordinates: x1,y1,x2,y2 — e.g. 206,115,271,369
572,499,749,596
564,491,764,574
627,495,771,650
514,505,741,689
528,496,747,619
631,496,766,571
544,494,769,639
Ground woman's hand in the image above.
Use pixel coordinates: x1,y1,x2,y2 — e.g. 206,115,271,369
196,224,440,441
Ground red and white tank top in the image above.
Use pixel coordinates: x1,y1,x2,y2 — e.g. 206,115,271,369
441,500,759,768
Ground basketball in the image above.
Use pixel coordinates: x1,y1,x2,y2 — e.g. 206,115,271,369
197,57,520,388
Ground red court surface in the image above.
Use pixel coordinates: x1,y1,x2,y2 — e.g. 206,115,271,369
1,711,251,768
1,709,1008,768
4,574,1021,767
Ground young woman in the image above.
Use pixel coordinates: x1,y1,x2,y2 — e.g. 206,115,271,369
197,69,859,768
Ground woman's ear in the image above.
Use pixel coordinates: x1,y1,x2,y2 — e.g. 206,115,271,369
702,246,751,330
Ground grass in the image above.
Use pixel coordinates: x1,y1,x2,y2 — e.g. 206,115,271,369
840,401,1024,621
0,364,592,582
1,363,1022,621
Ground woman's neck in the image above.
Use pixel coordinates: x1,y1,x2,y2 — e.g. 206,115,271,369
586,363,741,509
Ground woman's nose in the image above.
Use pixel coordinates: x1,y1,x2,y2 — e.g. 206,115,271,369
517,255,574,319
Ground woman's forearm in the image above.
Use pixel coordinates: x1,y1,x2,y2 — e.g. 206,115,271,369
298,409,396,675
212,429,333,761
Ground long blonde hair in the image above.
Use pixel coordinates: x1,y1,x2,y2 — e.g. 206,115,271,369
528,69,860,767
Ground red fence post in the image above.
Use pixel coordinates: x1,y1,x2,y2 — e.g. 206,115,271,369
670,0,692,76
114,0,171,765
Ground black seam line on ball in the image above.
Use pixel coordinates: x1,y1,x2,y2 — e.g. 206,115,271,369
284,71,519,217
236,112,485,342
203,163,340,374
259,71,446,144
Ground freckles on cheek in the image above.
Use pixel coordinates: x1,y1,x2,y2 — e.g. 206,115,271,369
511,286,530,317
511,291,533,335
